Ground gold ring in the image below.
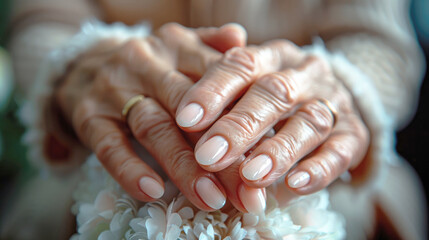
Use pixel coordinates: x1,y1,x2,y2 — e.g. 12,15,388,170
122,95,145,121
318,99,338,125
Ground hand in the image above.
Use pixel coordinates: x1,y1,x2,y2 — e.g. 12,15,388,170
55,23,250,211
175,40,370,194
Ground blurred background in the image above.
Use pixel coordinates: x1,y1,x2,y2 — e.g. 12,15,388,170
0,0,36,220
0,0,428,239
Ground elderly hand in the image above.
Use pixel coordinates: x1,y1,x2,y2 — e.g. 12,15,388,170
175,40,370,194
55,23,256,212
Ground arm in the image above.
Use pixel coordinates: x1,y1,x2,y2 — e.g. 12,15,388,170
9,0,99,95
316,0,425,129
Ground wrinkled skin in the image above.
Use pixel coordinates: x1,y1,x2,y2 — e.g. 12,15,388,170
176,40,370,195
56,23,369,213
56,23,259,212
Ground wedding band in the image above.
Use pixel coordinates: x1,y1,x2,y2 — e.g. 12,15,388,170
122,95,145,121
318,99,338,125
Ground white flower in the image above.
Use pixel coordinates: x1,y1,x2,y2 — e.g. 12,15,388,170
72,155,345,240
74,190,117,239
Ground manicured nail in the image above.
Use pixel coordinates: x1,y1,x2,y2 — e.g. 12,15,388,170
242,155,273,181
176,103,204,127
288,171,310,188
239,184,266,214
195,136,228,165
196,177,226,210
139,177,164,199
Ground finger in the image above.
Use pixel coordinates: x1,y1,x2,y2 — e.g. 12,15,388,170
239,100,335,188
77,116,165,202
196,23,247,53
176,40,306,130
115,39,217,116
191,58,326,172
126,96,227,211
286,114,370,194
215,157,267,214
156,23,222,77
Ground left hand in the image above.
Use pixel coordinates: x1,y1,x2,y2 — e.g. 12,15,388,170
175,40,370,194
55,22,253,211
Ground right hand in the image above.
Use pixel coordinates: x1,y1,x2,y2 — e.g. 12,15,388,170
55,23,254,212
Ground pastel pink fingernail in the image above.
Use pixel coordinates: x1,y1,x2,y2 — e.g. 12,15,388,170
288,171,310,188
176,103,204,127
242,154,273,181
239,184,266,214
195,136,229,165
196,177,226,209
139,177,165,199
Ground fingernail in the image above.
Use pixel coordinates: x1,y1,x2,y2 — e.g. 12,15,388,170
196,177,226,209
176,103,204,127
195,136,228,165
288,171,310,188
239,184,266,214
139,177,164,199
242,154,273,181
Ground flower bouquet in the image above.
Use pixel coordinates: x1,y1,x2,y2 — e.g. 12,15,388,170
71,155,345,240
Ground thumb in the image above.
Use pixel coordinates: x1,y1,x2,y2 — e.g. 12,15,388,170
197,23,247,53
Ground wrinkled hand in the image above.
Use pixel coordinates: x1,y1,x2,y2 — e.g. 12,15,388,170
176,40,370,194
55,23,263,212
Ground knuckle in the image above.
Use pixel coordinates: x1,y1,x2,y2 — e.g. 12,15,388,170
144,119,175,143
221,47,256,81
324,141,353,170
297,102,333,137
256,72,298,110
116,157,138,182
159,22,184,35
95,131,125,164
119,39,152,63
221,111,259,140
72,100,95,133
270,133,299,166
265,39,299,57
96,67,121,93
201,54,220,72
159,23,197,46
157,71,188,112
313,160,334,186
168,150,195,180
131,105,173,141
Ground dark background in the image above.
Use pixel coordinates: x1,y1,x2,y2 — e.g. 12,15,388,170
0,0,428,239
397,0,429,237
